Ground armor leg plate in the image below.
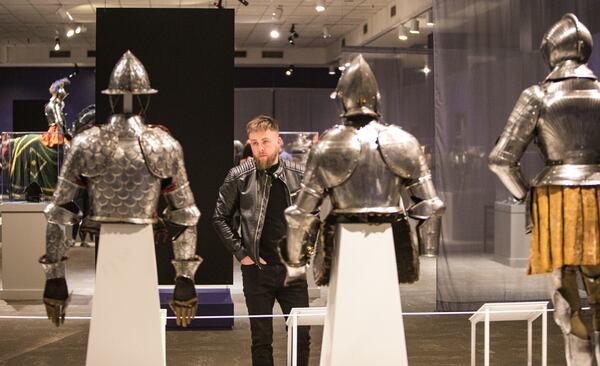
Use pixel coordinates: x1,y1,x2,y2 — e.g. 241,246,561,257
563,333,593,366
552,267,594,364
594,331,600,363
581,265,600,331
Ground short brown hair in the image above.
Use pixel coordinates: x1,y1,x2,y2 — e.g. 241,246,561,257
246,115,279,135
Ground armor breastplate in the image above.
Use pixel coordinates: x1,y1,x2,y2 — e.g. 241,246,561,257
87,114,162,224
329,122,404,214
533,78,600,186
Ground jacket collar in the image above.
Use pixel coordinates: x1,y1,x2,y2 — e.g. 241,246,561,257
255,160,286,182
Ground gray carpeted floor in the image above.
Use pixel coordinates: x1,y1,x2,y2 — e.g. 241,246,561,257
0,246,574,365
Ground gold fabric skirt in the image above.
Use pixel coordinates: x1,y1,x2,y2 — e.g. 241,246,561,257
529,186,600,274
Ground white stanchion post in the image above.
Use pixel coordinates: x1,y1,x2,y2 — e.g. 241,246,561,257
471,322,476,366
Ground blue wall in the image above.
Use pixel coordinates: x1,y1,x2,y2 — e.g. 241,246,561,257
0,67,95,133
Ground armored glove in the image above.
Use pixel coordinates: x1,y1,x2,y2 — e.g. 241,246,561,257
43,277,69,327
169,276,198,328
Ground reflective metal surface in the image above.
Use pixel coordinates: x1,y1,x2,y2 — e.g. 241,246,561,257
86,115,162,224
329,122,405,213
283,54,444,280
101,50,158,95
540,13,592,69
335,54,380,118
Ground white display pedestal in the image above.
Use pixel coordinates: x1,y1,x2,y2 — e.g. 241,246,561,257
320,223,408,366
493,201,530,267
469,301,548,366
0,202,47,300
86,223,164,366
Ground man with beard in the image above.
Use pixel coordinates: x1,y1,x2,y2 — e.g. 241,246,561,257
213,115,310,366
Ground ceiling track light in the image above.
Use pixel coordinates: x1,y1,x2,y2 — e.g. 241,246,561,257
66,26,75,38
238,0,249,6
272,5,283,21
288,35,295,45
426,10,434,26
322,26,331,39
315,0,325,13
409,18,420,34
56,6,73,21
53,37,61,51
285,64,295,76
422,64,431,75
213,0,224,9
270,27,280,39
397,25,408,41
328,65,335,75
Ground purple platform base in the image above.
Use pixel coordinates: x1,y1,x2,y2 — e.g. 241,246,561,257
159,288,234,330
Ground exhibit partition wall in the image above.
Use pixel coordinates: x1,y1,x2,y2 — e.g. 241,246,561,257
433,0,600,310
96,8,234,285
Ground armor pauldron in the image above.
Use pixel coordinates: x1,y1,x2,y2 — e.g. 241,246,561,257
140,128,181,179
172,257,202,279
378,125,425,179
164,205,201,226
163,182,195,209
309,125,361,189
44,203,81,225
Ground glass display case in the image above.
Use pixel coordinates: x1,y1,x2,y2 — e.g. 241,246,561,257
1,131,67,202
279,131,319,165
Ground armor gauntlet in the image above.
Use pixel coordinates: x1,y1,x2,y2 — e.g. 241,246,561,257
489,86,542,201
406,175,445,256
282,184,322,279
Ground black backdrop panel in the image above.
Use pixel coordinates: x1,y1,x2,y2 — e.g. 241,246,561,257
96,8,233,284
13,100,47,132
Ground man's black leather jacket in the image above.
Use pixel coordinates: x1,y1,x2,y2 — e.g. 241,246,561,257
213,159,304,264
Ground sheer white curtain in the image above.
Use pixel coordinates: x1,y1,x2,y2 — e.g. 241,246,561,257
434,0,600,310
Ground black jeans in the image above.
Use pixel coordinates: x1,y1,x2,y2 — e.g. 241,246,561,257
241,263,310,366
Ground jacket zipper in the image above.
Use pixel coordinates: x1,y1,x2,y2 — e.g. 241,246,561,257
253,173,270,269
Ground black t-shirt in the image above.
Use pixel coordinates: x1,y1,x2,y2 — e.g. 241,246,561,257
259,164,287,265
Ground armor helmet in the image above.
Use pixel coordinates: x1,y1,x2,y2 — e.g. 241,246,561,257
49,77,70,100
540,13,593,69
335,54,381,119
102,50,158,95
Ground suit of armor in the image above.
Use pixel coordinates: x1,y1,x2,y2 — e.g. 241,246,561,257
280,55,445,283
39,51,202,328
44,78,70,138
489,14,600,365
